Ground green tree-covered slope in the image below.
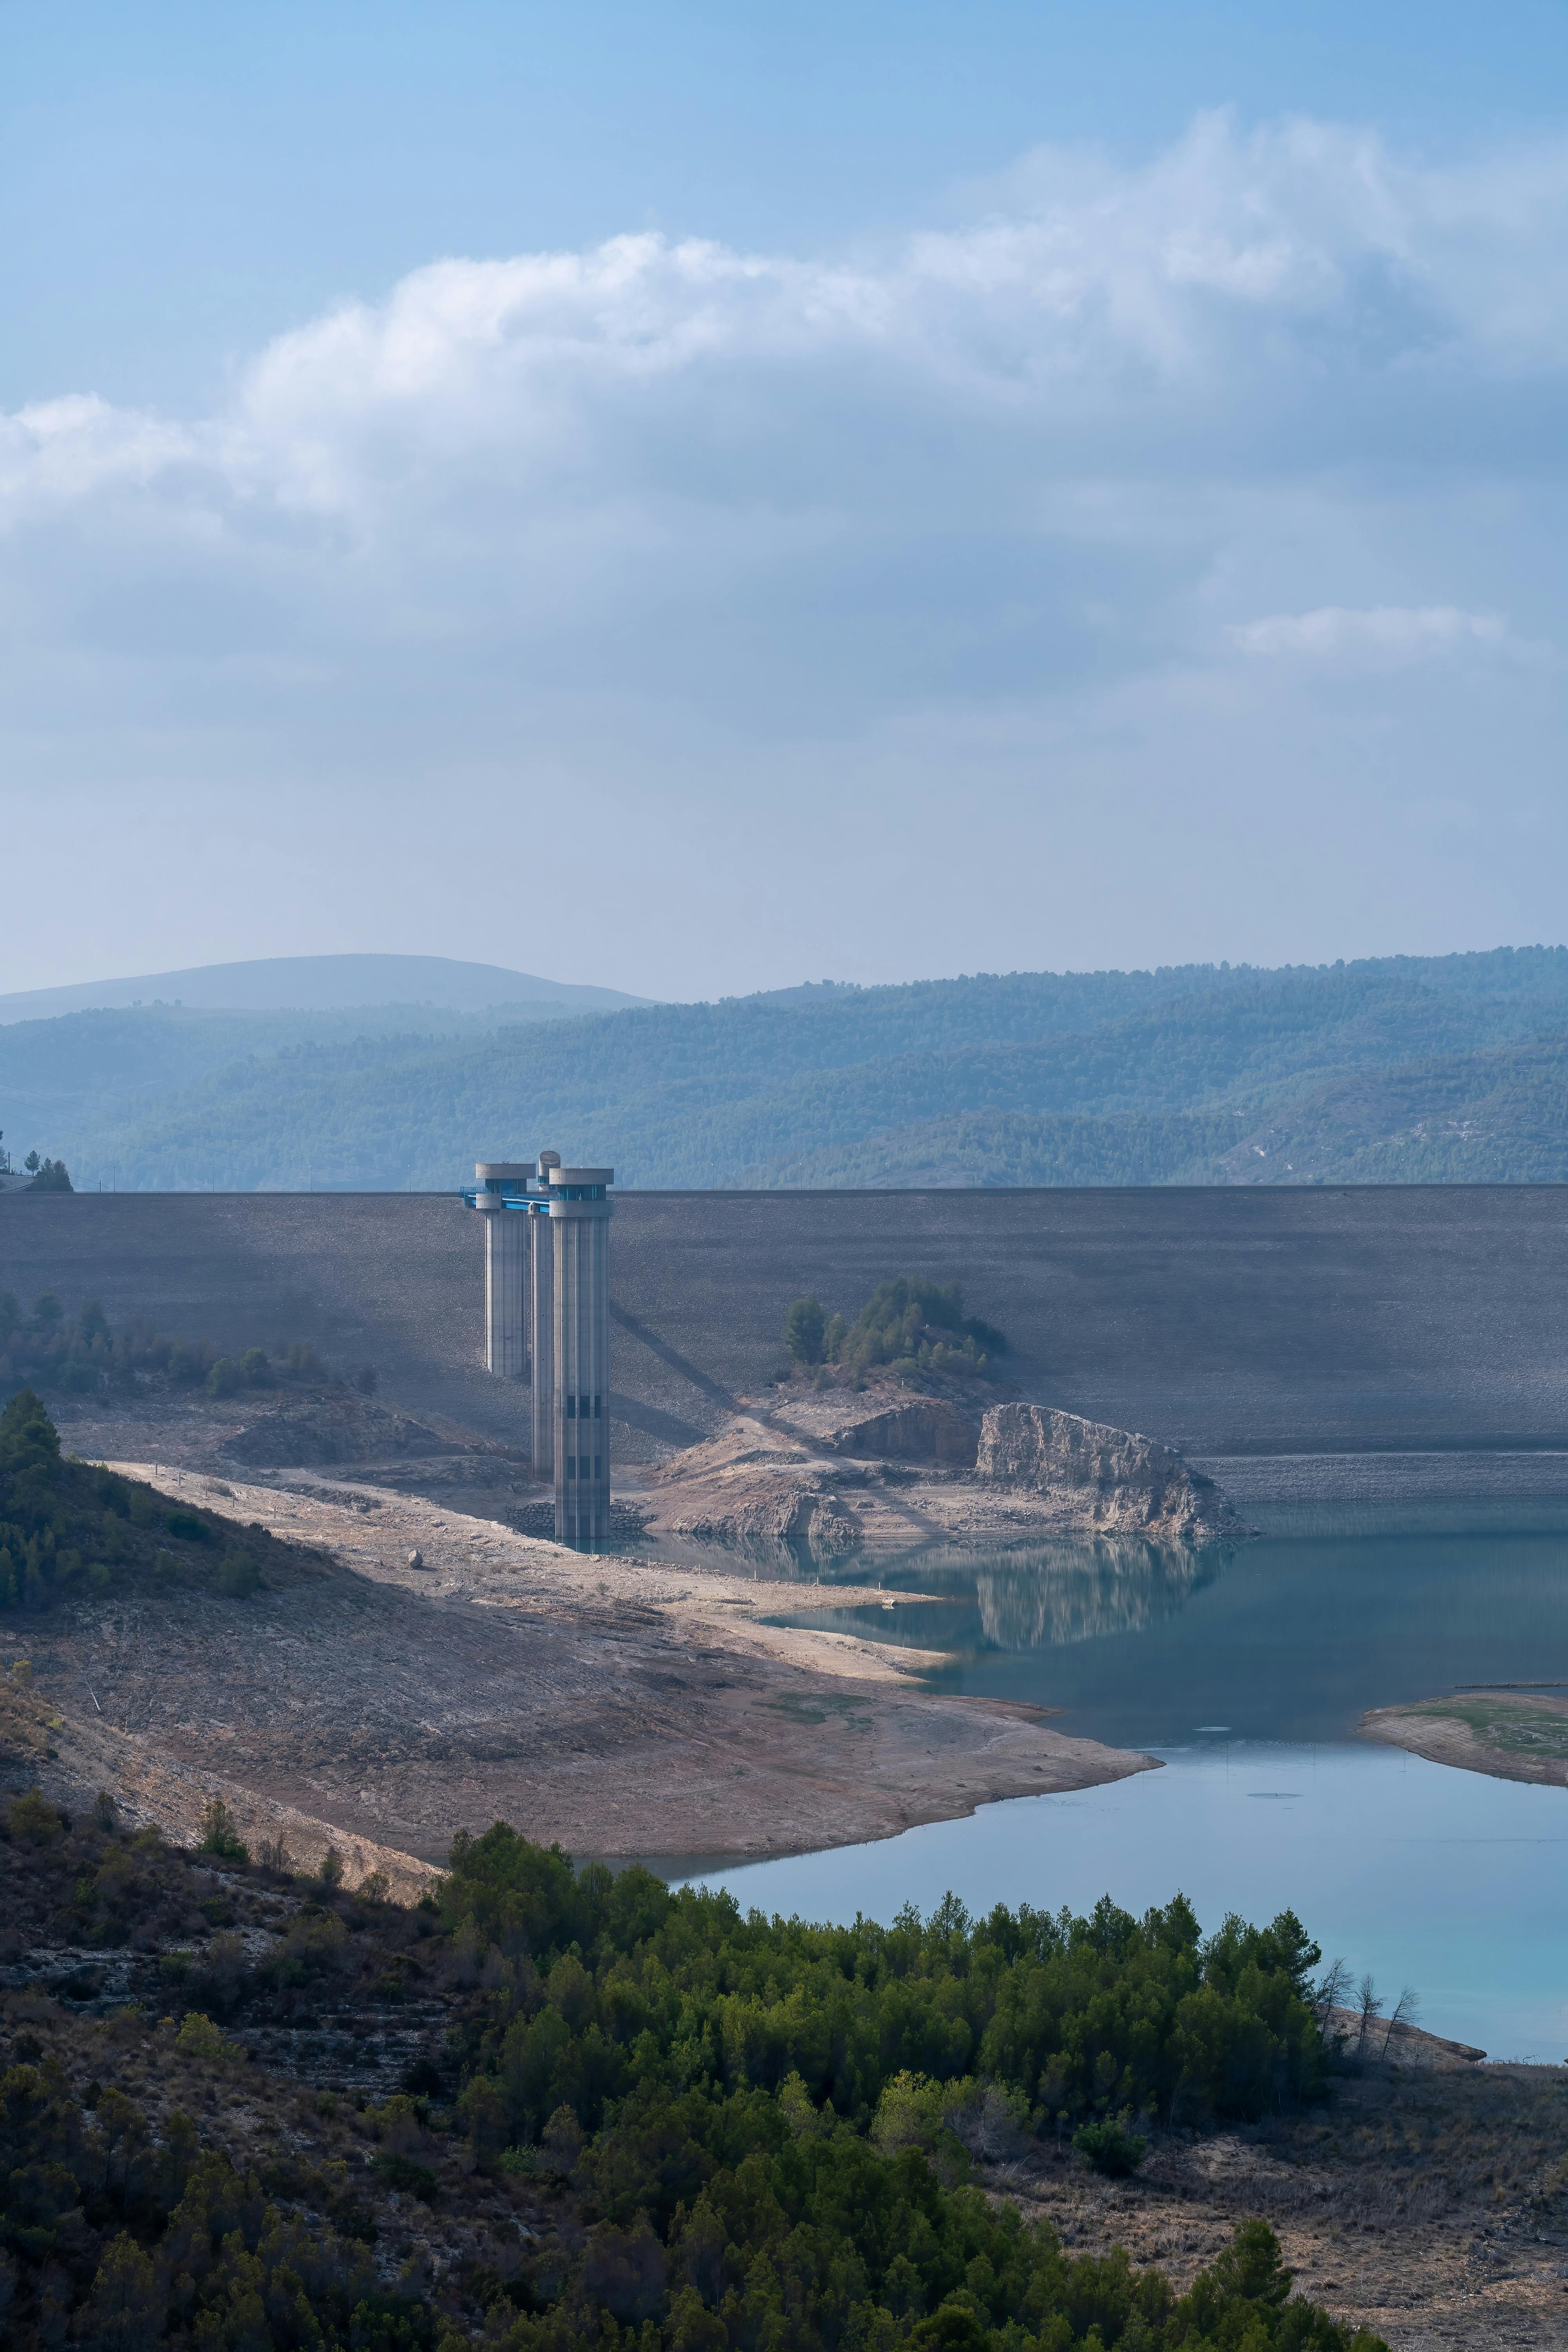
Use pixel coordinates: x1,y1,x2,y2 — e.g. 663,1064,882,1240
6,948,1568,1189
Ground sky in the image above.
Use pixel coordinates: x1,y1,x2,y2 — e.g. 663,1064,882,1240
4,0,1568,1001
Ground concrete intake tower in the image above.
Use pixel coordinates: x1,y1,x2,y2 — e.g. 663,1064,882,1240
465,1154,613,1550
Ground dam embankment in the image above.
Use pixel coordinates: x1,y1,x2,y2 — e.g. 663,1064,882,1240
4,1185,1567,1499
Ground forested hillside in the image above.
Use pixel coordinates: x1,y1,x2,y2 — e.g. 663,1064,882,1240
6,949,1568,1191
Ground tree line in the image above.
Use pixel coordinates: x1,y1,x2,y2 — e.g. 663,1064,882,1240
784,1277,1006,1384
0,1779,1390,2350
0,1291,370,1405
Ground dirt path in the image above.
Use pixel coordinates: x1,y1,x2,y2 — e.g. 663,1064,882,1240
5,1463,1153,1876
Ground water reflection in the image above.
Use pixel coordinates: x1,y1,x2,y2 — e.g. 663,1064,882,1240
626,1530,841,1579
754,1538,1232,1674
632,1529,1232,1643
974,1539,1225,1648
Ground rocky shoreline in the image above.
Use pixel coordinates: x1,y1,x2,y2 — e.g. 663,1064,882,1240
632,1380,1249,1560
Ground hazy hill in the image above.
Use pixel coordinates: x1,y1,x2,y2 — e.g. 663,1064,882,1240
5,945,1568,1191
0,951,650,1023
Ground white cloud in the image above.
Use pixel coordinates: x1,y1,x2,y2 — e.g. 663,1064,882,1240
3,112,1568,993
1229,606,1508,660
2,111,1568,541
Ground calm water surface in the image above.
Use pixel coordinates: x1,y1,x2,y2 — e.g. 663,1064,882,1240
666,1509,1568,2058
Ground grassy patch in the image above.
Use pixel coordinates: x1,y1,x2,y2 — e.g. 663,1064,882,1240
1410,1699,1568,1760
762,1690,875,1731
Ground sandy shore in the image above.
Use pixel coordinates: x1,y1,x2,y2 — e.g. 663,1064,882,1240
5,1462,1155,1882
1359,1688,1568,1788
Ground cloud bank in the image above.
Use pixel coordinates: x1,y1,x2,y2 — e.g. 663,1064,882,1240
4,113,1568,995
1230,607,1508,660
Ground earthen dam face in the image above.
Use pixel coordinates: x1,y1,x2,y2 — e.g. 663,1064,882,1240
5,1187,1568,1507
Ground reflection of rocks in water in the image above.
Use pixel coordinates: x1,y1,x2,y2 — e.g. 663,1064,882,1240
973,1540,1223,1649
665,1483,860,1566
726,1534,831,1579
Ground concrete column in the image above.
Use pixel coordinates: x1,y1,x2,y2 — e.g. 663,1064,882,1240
474,1162,533,1379
530,1207,555,1475
549,1166,613,1550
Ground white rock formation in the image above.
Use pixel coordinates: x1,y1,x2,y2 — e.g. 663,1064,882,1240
976,1405,1246,1545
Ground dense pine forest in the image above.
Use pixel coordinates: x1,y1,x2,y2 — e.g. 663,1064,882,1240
1,1791,1386,2351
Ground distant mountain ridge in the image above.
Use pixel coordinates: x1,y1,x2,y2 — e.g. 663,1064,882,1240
0,952,650,1024
4,946,1568,1191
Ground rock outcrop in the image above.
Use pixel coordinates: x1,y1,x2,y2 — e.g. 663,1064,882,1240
665,1477,861,1562
829,1399,979,1466
976,1405,1246,1545
224,1397,458,1468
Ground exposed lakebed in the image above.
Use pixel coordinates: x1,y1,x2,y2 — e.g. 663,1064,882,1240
662,1504,1568,2059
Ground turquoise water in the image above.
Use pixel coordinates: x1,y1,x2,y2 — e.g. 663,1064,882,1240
671,1513,1568,2058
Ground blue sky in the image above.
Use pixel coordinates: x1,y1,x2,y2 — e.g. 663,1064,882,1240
4,2,1568,998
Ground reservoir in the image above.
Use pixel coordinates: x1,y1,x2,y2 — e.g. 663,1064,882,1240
667,1506,1568,2060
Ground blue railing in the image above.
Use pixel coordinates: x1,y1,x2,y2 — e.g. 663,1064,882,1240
459,1186,606,1208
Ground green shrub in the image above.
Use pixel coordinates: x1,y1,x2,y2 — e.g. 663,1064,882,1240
174,2010,244,2065
1073,2115,1148,2176
165,1510,209,1542
216,1549,261,1598
371,2152,438,2200
8,1789,65,1845
784,1296,828,1365
198,1798,249,1862
839,1276,1007,1377
206,1357,241,1399
457,2075,508,2168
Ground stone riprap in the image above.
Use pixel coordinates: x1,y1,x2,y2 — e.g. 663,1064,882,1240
977,1403,1247,1545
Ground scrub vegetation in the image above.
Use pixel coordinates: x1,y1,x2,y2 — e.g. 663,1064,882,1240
0,1290,338,1404
0,1388,315,1612
0,1795,1394,2352
784,1279,1006,1382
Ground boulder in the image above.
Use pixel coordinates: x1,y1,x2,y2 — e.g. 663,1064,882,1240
976,1405,1246,1545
